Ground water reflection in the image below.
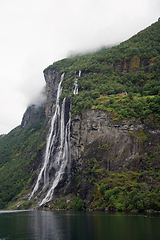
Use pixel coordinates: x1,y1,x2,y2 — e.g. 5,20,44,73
0,210,160,240
29,210,66,240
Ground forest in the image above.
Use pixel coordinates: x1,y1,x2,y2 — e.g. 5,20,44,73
47,20,160,123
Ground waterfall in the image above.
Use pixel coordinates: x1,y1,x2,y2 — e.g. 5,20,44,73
29,73,71,206
73,70,81,95
73,79,78,95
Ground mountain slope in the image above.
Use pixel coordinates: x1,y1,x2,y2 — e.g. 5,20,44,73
46,20,160,120
0,105,46,209
0,20,160,211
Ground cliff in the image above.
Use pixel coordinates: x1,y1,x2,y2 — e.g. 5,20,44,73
43,64,160,174
44,68,60,119
31,67,160,211
0,20,160,211
21,104,45,128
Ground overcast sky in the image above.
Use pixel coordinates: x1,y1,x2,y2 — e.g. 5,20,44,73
0,0,159,134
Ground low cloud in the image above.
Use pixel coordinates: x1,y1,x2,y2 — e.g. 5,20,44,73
0,0,160,134
28,87,46,108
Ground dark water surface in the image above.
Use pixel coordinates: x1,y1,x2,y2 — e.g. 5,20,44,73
0,210,160,240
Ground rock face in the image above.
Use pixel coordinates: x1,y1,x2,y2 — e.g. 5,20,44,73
113,55,151,73
21,104,45,128
30,67,159,200
42,68,160,175
70,110,145,172
43,68,60,120
21,68,59,128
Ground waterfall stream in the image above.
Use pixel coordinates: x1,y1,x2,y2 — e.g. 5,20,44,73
30,73,71,206
73,70,81,95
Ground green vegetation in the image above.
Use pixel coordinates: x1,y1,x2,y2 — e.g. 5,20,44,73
31,20,160,212
46,20,160,121
92,93,160,122
43,148,160,212
46,20,160,73
0,20,160,210
67,158,160,212
0,111,46,209
71,197,84,211
63,128,160,212
92,171,160,212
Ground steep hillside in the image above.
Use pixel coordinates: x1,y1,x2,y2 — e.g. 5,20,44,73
0,20,160,211
47,20,160,120
0,105,46,209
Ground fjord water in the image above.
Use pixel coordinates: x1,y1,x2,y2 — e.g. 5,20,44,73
0,210,160,240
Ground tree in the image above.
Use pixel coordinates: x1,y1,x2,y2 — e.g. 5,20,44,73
128,92,133,100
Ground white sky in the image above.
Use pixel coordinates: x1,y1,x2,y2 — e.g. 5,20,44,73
0,0,159,134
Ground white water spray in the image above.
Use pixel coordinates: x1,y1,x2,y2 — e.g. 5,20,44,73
73,79,78,95
29,73,71,205
73,70,81,95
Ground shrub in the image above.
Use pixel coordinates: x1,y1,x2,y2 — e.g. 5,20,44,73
128,92,133,100
118,114,123,120
109,195,116,207
99,183,108,195
136,200,144,212
113,187,120,196
103,102,109,108
116,203,123,212
105,189,113,200
72,197,84,211
97,198,104,207
109,98,115,104
92,91,100,99
101,203,106,211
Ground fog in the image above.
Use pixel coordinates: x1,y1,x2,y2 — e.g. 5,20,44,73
0,0,159,134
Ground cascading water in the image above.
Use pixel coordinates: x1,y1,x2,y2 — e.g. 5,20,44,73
73,70,81,95
29,73,71,206
73,79,78,95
